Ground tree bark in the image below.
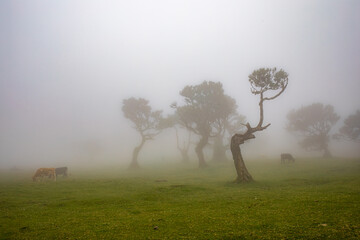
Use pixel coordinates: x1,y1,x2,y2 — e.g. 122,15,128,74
195,135,209,168
129,138,146,169
230,134,253,183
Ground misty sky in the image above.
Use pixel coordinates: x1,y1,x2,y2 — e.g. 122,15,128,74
1,0,360,167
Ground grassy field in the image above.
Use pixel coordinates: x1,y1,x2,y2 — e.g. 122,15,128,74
0,158,359,239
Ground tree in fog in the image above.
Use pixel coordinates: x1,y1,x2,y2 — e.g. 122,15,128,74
334,110,360,143
211,107,246,162
122,97,164,168
286,103,340,158
165,114,193,163
231,68,288,183
173,81,234,168
175,127,192,163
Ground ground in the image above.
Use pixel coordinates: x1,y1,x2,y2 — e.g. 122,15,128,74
0,158,359,239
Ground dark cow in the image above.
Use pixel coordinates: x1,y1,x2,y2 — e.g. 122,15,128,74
281,153,295,164
55,167,68,177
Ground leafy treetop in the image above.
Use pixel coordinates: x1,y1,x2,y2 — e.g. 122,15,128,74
174,81,235,136
122,97,163,140
336,110,360,142
249,67,288,96
287,103,340,136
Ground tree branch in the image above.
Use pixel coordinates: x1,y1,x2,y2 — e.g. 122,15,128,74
263,80,288,101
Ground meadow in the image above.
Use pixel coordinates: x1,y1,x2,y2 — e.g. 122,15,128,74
0,158,359,239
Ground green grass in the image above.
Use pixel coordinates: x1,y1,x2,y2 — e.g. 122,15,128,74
1,158,359,239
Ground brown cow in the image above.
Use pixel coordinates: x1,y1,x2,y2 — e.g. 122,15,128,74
281,153,295,164
32,168,56,181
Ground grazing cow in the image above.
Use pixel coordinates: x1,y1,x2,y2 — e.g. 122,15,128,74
32,168,56,181
55,167,68,177
281,153,295,164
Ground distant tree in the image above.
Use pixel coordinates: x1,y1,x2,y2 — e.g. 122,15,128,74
286,103,340,158
231,67,288,183
173,81,234,168
211,108,246,162
225,113,247,138
334,110,360,143
122,97,164,168
164,114,193,163
175,127,192,163
210,95,237,162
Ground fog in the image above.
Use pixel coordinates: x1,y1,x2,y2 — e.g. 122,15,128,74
1,0,359,169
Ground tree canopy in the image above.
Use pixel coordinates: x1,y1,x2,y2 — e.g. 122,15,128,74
122,98,163,138
335,110,360,142
175,81,235,135
249,67,288,95
286,103,340,157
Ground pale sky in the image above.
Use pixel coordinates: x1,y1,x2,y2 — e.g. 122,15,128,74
1,0,360,167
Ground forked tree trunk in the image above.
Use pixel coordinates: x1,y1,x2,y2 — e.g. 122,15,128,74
231,135,253,183
129,138,146,169
195,135,208,168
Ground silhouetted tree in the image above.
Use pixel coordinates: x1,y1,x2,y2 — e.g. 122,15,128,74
334,110,360,143
122,97,164,168
231,67,288,183
173,81,234,168
287,103,340,158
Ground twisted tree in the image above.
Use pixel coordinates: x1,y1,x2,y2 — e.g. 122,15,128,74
122,97,164,169
230,68,288,183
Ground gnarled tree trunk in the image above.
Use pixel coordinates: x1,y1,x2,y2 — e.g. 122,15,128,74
129,138,146,169
195,135,209,168
231,134,254,183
